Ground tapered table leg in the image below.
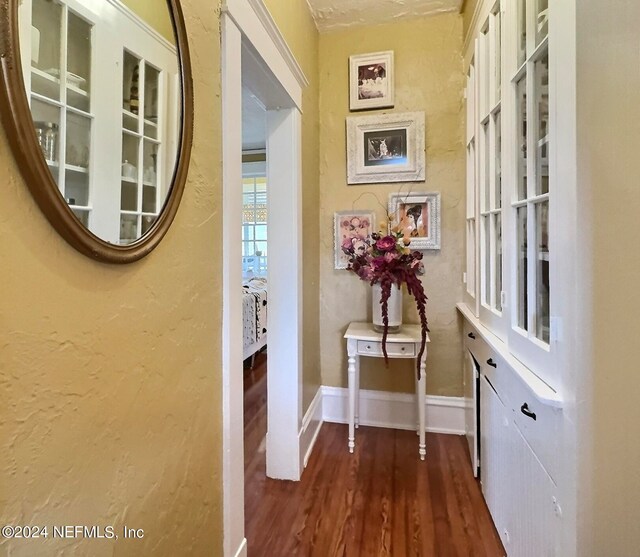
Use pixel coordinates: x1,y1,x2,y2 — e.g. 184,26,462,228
347,339,357,453
418,356,427,460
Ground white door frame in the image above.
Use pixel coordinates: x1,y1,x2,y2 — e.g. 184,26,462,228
221,2,308,556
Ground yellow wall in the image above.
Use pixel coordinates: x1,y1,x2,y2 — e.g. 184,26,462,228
576,0,640,554
318,14,465,395
264,0,322,411
121,0,176,44
0,0,223,554
462,0,479,38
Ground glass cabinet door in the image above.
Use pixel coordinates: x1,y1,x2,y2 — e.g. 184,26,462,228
120,53,163,244
29,0,94,227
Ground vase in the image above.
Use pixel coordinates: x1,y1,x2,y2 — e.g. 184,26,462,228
372,283,402,333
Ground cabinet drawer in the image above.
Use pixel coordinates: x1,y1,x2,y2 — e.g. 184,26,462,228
508,367,561,483
357,340,415,357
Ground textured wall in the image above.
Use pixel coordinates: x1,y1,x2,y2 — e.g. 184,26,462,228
0,0,223,554
263,0,321,411
461,0,479,38
318,14,465,395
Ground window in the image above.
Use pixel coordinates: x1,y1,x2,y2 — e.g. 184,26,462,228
242,164,267,276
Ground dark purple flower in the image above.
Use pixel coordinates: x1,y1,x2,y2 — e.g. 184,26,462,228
375,235,397,252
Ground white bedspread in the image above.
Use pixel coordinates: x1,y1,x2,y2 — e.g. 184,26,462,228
242,278,267,352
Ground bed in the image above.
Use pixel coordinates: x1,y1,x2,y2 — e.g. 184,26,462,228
242,277,268,361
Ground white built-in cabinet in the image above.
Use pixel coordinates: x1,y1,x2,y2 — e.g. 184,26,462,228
19,0,179,244
461,0,567,555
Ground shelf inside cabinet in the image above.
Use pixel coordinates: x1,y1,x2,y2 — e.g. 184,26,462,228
31,67,61,101
66,164,88,174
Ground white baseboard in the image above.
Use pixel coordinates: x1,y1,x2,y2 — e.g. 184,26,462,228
300,387,323,468
321,386,467,435
233,538,247,557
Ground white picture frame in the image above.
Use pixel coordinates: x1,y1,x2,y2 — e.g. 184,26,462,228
334,210,376,269
388,192,441,250
349,50,394,111
346,112,425,185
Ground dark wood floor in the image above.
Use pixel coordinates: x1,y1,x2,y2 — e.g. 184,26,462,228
244,355,505,557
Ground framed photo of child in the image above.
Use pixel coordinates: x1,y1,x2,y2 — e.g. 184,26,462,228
388,192,441,250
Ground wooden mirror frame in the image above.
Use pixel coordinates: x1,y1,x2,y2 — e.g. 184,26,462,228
0,0,193,263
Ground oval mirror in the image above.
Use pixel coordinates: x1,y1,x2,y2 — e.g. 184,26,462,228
0,0,193,263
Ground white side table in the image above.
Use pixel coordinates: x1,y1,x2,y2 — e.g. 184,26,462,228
344,322,430,460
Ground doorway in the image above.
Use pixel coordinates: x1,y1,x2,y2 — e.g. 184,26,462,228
221,4,307,556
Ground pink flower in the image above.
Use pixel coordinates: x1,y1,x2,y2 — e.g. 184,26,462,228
375,235,397,252
384,251,399,262
342,237,354,251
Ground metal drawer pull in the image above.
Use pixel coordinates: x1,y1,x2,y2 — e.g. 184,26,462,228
520,403,537,421
467,332,476,339
401,347,405,351
367,345,371,349
486,358,497,368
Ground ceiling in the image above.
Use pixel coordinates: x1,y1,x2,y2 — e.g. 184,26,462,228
306,0,463,32
242,87,267,152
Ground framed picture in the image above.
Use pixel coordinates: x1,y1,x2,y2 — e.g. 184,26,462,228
346,112,425,184
334,210,376,269
388,192,441,250
349,50,394,111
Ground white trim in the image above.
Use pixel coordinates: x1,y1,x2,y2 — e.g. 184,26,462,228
232,539,248,557
107,0,177,54
300,388,324,469
265,107,304,481
246,0,309,89
321,386,467,435
223,0,307,110
221,15,245,557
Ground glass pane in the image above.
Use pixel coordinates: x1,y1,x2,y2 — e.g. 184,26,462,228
65,169,89,207
483,215,491,305
144,64,160,124
481,31,490,116
466,142,475,218
72,208,89,228
494,11,502,100
494,213,503,312
482,122,490,211
31,0,63,102
536,0,549,45
121,181,137,211
467,219,476,296
535,202,550,343
517,0,527,66
120,214,138,244
242,224,254,241
31,98,61,168
516,77,527,201
66,11,91,112
142,185,157,213
122,133,139,181
255,241,267,257
141,215,157,236
123,51,141,116
65,112,91,169
494,111,502,208
255,177,267,192
517,206,528,331
535,53,549,195
143,140,158,186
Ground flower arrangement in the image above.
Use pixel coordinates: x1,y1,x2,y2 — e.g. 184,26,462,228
342,230,429,378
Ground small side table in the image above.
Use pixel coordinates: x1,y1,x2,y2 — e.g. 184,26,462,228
344,322,430,460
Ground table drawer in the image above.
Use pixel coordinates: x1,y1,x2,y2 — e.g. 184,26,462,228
357,340,415,357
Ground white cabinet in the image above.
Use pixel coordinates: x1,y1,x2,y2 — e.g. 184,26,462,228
463,349,479,477
20,0,179,244
466,312,561,557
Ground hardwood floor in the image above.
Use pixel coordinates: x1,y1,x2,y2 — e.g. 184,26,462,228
244,359,505,557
